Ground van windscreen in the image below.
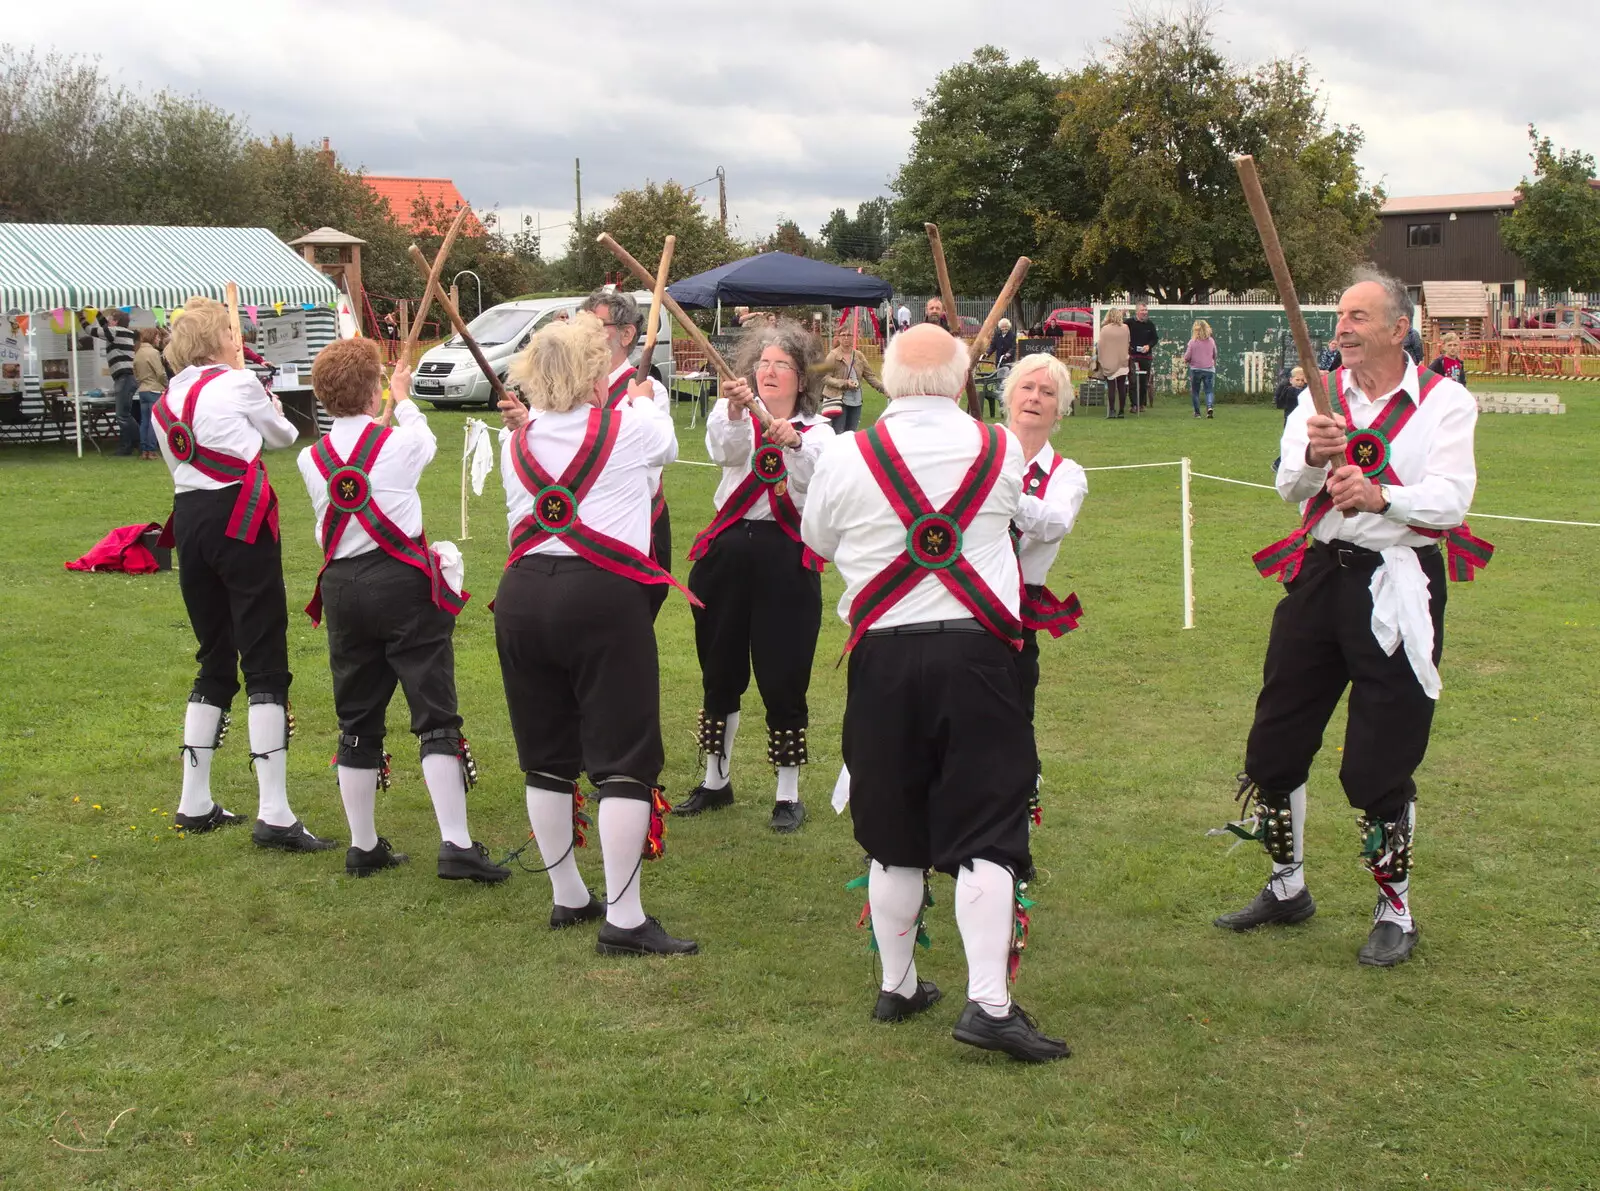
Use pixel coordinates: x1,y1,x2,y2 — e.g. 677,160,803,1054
449,308,532,348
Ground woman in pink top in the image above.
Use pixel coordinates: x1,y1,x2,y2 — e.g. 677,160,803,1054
1184,319,1217,418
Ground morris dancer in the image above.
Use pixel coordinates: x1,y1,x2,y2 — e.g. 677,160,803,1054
496,315,697,955
155,297,333,851
1003,355,1087,801
1215,270,1492,967
578,288,677,620
296,339,509,882
675,321,829,834
801,324,1069,1062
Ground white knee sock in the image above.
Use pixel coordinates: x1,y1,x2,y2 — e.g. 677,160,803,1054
598,796,650,930
338,767,380,851
1268,784,1308,898
525,788,589,909
1372,803,1416,932
775,765,800,803
248,702,296,827
701,711,739,791
868,862,924,997
955,858,1016,1018
178,702,222,818
421,753,472,849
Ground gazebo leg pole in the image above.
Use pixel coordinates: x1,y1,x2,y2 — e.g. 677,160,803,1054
69,332,82,458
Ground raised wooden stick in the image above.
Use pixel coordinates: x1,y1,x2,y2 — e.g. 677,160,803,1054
597,232,775,431
406,244,511,409
1234,156,1332,420
924,223,982,417
224,282,246,369
385,204,473,423
634,235,676,384
969,256,1031,365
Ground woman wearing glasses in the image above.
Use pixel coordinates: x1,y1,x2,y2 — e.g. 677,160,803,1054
675,320,829,834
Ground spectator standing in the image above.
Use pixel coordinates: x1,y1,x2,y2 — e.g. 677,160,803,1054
132,327,167,460
1273,365,1308,424
1316,342,1342,373
1401,324,1424,365
1127,302,1159,411
87,309,139,455
924,297,951,331
895,303,911,335
990,318,1018,365
1184,319,1217,418
1097,308,1130,419
1428,333,1466,385
819,325,885,433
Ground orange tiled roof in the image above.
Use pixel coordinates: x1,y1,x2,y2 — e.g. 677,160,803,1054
362,175,484,235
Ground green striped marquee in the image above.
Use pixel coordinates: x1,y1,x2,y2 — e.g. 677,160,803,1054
0,224,339,314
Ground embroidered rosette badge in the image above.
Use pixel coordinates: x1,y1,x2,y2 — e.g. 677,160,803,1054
753,444,789,497
166,420,197,463
533,484,578,534
326,466,372,515
1345,428,1390,478
907,512,962,570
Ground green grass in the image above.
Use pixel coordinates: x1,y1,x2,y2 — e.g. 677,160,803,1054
1,382,1596,1189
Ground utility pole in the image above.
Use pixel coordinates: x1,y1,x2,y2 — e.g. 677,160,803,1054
575,157,584,277
716,165,727,233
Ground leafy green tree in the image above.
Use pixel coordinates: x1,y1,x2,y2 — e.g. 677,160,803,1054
758,219,816,257
1500,127,1600,293
557,181,742,291
819,198,893,262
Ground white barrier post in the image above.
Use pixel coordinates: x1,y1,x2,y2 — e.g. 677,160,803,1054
460,422,471,540
1181,456,1195,629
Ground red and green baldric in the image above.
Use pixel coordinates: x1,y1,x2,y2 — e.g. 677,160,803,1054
846,420,1023,652
304,422,469,626
507,407,701,606
1013,454,1084,637
151,366,279,547
1253,367,1494,584
687,419,824,572
607,369,669,537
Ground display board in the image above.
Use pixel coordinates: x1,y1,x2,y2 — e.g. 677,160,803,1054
1094,304,1338,395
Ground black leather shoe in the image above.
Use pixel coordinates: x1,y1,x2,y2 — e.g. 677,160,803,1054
550,895,605,930
595,915,699,957
1213,884,1316,931
346,837,408,877
174,803,247,834
952,1000,1070,1062
1358,920,1418,967
437,840,512,884
770,800,806,833
874,980,942,1023
252,819,338,852
673,783,733,816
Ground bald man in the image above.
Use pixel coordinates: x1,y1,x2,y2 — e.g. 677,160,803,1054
802,324,1069,1063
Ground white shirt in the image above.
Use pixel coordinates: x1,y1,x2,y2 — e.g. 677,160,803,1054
501,398,677,558
1011,442,1088,585
159,364,297,492
896,305,910,329
295,402,435,558
1276,360,1477,549
802,395,1025,629
608,360,674,504
704,398,829,519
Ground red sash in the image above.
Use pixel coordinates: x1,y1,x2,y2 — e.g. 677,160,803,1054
687,420,824,572
151,367,279,547
1013,454,1084,637
506,407,701,605
845,420,1023,651
607,370,669,536
303,422,469,626
1253,368,1493,584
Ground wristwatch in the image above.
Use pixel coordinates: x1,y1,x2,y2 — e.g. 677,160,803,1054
1377,484,1392,515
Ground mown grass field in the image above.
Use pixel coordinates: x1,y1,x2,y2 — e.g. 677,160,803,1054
1,378,1596,1189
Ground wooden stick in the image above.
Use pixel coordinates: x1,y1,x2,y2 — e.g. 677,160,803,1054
634,235,676,385
969,257,1031,364
224,282,245,369
597,232,776,431
385,204,473,423
924,223,982,417
1233,155,1332,420
406,244,512,409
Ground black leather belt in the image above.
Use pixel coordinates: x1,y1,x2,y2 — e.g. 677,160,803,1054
1313,539,1439,568
864,618,986,638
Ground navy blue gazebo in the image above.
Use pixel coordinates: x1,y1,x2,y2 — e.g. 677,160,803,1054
666,252,891,310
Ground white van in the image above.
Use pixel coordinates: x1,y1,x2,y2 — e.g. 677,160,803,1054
410,292,675,408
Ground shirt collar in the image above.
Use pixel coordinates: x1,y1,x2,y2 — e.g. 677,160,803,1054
1341,358,1420,407
608,360,632,386
880,394,966,419
333,414,376,429
1024,442,1057,472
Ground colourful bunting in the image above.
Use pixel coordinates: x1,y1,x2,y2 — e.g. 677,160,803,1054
153,307,167,327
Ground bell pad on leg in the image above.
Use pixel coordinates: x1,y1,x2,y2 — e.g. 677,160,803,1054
1210,774,1295,864
766,726,809,769
419,728,478,790
696,710,728,760
1358,806,1414,884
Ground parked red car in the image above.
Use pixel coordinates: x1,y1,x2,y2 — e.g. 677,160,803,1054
1042,307,1094,339
1514,307,1600,337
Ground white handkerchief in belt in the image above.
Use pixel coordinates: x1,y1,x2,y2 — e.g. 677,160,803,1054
465,418,496,496
432,540,465,597
1369,546,1440,699
831,764,851,814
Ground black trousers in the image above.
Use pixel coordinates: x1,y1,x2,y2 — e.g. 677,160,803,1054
1106,374,1128,415
494,555,662,800
1244,541,1447,822
322,552,461,767
1131,359,1153,409
173,486,291,705
844,625,1034,878
687,520,822,730
647,505,673,622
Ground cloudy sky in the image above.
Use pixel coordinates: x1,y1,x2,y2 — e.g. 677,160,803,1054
10,0,1595,255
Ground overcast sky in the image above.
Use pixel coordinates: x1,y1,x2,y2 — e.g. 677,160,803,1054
10,0,1595,256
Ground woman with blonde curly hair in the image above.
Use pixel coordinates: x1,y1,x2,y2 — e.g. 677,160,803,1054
494,314,695,956
154,297,333,852
675,319,830,833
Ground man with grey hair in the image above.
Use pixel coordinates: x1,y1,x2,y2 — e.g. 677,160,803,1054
579,287,677,619
801,324,1070,1062
1214,266,1491,969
